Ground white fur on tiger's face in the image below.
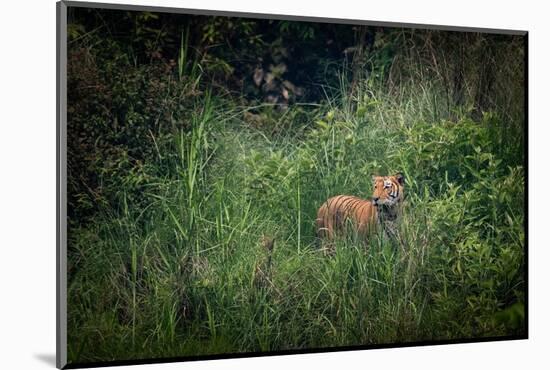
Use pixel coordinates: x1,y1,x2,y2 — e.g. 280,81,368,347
372,174,405,207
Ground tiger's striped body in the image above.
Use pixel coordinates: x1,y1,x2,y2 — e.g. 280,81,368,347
316,195,377,241
316,174,405,244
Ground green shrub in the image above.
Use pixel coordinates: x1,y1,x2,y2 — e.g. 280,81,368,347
66,9,525,363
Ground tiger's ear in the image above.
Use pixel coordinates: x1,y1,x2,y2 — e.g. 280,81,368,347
395,173,405,185
372,175,379,184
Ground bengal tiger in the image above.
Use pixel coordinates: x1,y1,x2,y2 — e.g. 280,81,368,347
316,173,405,247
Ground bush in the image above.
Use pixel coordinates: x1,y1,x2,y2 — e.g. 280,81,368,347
66,8,525,363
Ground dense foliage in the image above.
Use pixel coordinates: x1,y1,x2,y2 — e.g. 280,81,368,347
66,6,526,364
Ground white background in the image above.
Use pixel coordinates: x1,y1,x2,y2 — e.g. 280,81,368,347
1,0,547,369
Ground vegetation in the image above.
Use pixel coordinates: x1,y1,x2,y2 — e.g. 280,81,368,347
66,7,526,364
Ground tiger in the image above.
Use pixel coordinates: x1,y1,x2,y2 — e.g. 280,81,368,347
315,173,405,248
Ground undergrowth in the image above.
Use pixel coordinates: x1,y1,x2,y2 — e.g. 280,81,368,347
67,83,525,363
66,12,525,364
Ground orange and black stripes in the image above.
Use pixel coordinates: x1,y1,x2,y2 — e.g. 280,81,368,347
316,173,405,244
316,195,378,241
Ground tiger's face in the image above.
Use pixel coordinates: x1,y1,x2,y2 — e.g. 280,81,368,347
372,173,405,207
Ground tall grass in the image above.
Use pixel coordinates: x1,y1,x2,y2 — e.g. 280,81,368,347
67,56,525,363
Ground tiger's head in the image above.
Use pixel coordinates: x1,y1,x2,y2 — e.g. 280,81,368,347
372,173,405,208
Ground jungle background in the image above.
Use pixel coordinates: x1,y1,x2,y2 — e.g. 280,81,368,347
66,6,526,364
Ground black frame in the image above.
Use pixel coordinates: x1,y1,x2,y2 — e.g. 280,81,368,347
57,1,529,368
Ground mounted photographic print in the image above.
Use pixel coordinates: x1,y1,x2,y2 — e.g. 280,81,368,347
57,1,528,368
